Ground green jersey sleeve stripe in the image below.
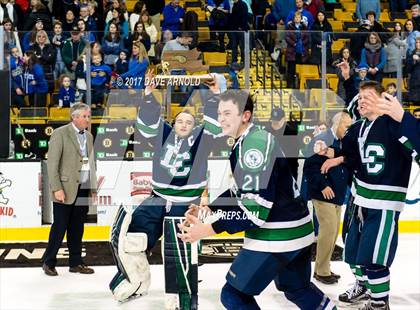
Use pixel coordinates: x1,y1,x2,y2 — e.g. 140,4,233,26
245,221,314,241
136,121,159,136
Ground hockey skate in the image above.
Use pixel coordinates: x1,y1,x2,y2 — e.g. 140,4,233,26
339,281,369,306
359,300,390,310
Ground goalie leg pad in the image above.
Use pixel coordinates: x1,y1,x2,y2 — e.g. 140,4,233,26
109,205,151,301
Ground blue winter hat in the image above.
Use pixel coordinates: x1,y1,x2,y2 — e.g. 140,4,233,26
356,63,369,71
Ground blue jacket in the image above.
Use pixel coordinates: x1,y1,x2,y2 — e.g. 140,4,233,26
90,64,112,86
286,8,314,29
23,64,48,94
102,36,125,57
162,4,185,32
360,47,386,70
303,129,350,205
356,0,380,20
120,58,149,89
104,21,129,39
406,31,420,54
272,0,296,22
58,86,75,107
10,56,24,90
207,0,230,26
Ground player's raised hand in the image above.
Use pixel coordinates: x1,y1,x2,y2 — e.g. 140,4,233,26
314,140,328,156
363,92,405,122
205,74,221,94
336,61,350,80
144,69,157,95
177,214,215,243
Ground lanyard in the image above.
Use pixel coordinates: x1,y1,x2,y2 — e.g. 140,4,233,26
358,118,375,160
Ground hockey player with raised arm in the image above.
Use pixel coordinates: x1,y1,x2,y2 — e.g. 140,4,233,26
109,72,223,309
318,81,420,310
177,89,336,310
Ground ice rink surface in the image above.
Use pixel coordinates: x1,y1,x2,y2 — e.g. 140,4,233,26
1,234,419,310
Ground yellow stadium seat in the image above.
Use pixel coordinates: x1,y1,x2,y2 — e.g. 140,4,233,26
198,27,210,41
108,106,137,120
49,107,70,120
203,52,227,65
334,10,354,22
330,20,343,32
296,65,319,90
328,76,339,92
379,13,390,23
342,2,356,12
332,39,348,54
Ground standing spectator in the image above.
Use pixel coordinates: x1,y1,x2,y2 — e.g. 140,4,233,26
264,0,295,29
42,103,97,277
75,52,87,102
90,53,112,107
115,50,128,74
286,0,314,29
356,0,380,21
23,0,51,31
303,112,352,285
285,11,310,88
350,19,371,63
58,74,75,107
389,0,406,13
332,47,357,100
51,21,68,80
2,18,22,57
105,8,129,39
79,4,97,32
411,4,420,31
207,0,230,51
384,24,407,77
406,37,420,105
141,11,158,60
181,10,199,49
9,46,25,108
21,19,43,52
125,21,150,53
360,32,386,82
144,0,164,31
102,21,125,66
22,49,48,107
91,41,103,57
32,29,56,92
230,0,249,65
105,0,128,24
310,9,332,66
53,0,78,24
119,41,149,90
62,9,76,33
87,1,103,33
62,27,86,81
162,0,185,34
304,0,324,20
129,0,146,32
0,0,19,25
405,19,420,55
77,19,96,44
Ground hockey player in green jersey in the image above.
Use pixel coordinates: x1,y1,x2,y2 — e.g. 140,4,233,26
178,89,336,309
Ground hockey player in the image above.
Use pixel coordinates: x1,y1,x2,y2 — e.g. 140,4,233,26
319,81,420,310
109,73,223,309
178,89,336,310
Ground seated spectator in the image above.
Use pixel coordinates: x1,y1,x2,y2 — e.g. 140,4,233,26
332,47,357,100
310,9,332,65
105,0,128,24
22,19,44,52
32,29,56,92
405,19,420,55
22,49,48,107
115,50,129,75
366,11,386,34
406,38,420,105
413,108,420,118
356,0,380,22
411,4,420,31
79,4,97,32
90,53,112,107
62,27,87,81
286,0,314,29
349,19,371,63
51,21,68,80
102,21,125,66
141,11,158,60
207,0,229,51
304,0,324,20
162,0,185,34
125,21,151,54
119,41,149,90
91,41,103,57
386,82,397,97
105,8,129,39
360,32,386,82
162,31,193,52
62,9,76,34
58,74,75,107
23,0,52,31
285,11,310,88
384,24,407,78
354,63,370,89
77,19,96,44
2,18,22,57
9,46,25,108
154,29,173,64
129,0,146,32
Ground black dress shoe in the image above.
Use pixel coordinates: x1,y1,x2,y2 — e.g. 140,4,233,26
42,264,58,276
331,271,341,279
69,264,94,274
314,273,338,284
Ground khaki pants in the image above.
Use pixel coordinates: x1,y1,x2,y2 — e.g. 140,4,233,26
313,199,341,276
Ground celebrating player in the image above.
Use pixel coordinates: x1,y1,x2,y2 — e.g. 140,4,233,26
178,89,336,310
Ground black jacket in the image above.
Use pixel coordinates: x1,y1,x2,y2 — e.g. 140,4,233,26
230,0,249,31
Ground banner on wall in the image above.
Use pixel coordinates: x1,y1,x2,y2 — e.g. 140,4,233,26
0,161,42,227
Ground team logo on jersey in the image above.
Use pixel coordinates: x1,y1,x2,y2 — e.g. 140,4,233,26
244,149,264,170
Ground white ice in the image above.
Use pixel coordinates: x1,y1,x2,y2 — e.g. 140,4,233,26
1,235,419,310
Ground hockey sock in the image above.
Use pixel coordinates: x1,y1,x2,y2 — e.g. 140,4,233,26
163,217,198,310
284,282,337,310
366,264,390,303
350,264,367,287
220,282,260,310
